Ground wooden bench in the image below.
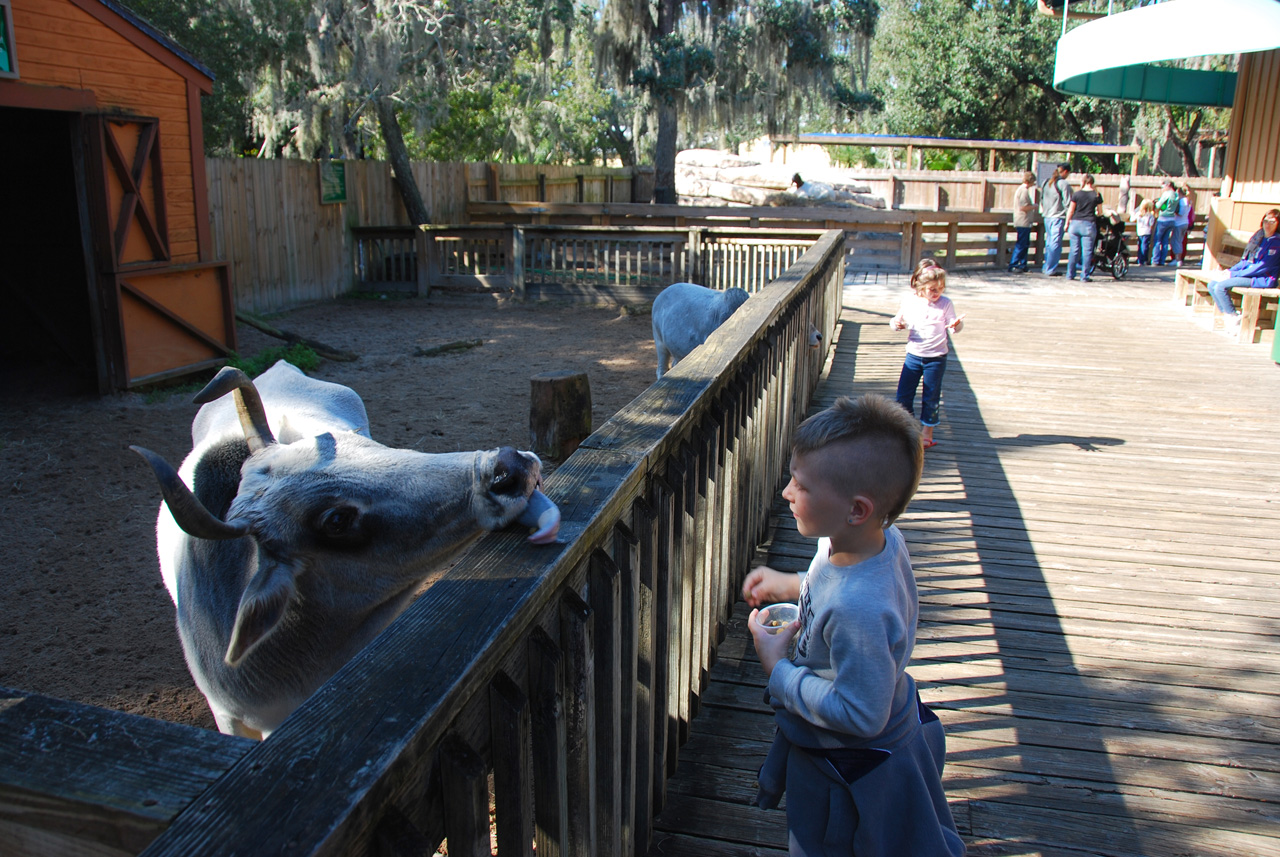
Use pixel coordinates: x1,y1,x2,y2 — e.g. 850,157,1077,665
1231,286,1280,344
1174,268,1218,310
1174,228,1248,308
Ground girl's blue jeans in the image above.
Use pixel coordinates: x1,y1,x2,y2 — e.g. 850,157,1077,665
1154,219,1176,264
896,353,948,427
1137,234,1152,264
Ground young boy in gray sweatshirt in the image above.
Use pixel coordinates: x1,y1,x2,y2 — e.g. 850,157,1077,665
743,393,964,856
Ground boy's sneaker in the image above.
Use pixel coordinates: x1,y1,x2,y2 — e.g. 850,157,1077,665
1226,315,1242,336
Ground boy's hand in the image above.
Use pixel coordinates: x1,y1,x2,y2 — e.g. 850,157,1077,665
741,565,801,607
748,608,801,677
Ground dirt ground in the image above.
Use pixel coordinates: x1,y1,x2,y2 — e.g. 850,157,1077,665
0,293,657,731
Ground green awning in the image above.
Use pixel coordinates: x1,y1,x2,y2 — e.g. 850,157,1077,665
1053,0,1280,106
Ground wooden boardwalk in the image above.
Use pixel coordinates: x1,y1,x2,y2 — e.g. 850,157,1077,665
647,269,1280,857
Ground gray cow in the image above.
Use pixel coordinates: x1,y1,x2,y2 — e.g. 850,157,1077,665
132,361,559,738
651,282,751,379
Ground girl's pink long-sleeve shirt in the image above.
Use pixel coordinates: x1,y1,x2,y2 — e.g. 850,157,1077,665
893,293,958,357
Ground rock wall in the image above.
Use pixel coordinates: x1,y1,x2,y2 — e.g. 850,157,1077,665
674,149,886,209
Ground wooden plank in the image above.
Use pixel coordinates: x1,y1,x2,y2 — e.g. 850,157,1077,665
489,673,534,857
528,627,568,857
0,688,251,857
560,588,596,857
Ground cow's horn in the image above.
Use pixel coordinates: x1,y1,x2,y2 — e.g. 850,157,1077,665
130,446,250,540
194,367,276,453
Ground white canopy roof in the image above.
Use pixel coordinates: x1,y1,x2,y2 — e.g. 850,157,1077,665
1054,0,1280,106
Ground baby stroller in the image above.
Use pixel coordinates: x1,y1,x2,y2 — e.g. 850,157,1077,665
1092,213,1130,279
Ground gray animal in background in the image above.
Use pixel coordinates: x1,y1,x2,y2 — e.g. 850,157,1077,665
651,282,751,379
131,361,559,738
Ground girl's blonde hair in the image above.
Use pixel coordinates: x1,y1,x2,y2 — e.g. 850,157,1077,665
910,258,947,295
1138,198,1156,214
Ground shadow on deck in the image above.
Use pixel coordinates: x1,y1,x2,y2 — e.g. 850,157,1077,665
647,273,1280,857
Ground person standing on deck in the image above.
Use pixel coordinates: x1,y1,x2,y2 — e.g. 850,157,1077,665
1009,172,1037,274
1040,163,1072,276
1153,179,1180,265
742,395,965,857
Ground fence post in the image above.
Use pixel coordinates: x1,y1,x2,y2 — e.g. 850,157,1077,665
687,228,701,283
946,222,959,268
415,228,431,298
487,163,500,201
511,226,526,300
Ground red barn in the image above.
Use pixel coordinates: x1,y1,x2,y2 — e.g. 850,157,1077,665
0,0,233,393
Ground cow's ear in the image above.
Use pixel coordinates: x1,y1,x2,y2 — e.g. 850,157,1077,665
224,560,298,666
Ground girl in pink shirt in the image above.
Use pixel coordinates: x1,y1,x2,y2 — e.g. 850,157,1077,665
890,260,964,449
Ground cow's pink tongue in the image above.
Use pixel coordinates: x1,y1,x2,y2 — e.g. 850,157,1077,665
517,490,561,544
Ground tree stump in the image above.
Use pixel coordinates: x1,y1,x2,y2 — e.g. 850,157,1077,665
530,371,592,461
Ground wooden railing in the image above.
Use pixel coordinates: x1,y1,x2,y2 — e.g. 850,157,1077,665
1,231,846,857
354,224,826,303
468,201,1042,272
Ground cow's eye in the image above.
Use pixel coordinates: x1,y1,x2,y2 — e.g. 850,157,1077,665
315,505,365,544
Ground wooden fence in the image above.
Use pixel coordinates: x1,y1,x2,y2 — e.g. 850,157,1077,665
836,169,1221,217
0,230,845,857
355,224,825,305
469,200,1211,276
206,159,647,314
209,159,1213,314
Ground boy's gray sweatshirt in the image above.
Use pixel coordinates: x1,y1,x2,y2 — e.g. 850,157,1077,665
767,527,920,750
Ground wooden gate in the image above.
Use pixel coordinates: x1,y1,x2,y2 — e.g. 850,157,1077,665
85,115,234,388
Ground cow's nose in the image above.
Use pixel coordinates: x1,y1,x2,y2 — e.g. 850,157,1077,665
491,446,532,495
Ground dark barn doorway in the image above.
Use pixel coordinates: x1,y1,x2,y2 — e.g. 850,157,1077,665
0,106,100,397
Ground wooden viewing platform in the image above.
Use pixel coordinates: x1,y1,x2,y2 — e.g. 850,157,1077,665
648,269,1280,857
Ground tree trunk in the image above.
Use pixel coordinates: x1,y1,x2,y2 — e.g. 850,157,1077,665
375,97,432,225
653,101,678,204
651,0,680,205
1166,106,1203,178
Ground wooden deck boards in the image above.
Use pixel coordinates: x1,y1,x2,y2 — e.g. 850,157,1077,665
647,270,1280,857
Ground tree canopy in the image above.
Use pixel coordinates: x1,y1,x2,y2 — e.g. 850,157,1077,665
125,0,1222,202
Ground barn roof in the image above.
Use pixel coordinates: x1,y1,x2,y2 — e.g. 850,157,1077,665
89,0,215,83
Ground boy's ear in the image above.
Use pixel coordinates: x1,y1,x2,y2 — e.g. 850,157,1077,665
847,495,877,526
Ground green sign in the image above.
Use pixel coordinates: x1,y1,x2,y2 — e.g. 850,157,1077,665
318,160,347,204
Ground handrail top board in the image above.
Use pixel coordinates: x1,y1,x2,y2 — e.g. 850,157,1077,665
420,222,830,237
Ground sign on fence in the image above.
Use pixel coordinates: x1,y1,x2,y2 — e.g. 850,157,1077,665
318,160,347,204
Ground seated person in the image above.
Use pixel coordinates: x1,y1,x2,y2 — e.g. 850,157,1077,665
1207,209,1280,334
789,172,836,201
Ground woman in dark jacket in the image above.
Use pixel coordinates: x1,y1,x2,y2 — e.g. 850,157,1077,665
1208,209,1280,336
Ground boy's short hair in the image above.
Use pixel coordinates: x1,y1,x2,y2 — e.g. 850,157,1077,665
791,394,924,526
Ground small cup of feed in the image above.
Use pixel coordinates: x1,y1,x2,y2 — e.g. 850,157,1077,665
759,602,799,634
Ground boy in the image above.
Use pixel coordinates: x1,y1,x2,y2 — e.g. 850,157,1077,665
742,393,964,856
